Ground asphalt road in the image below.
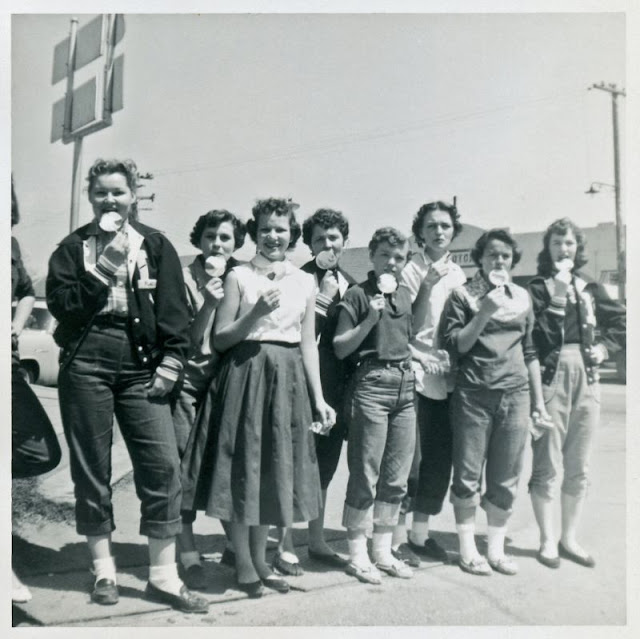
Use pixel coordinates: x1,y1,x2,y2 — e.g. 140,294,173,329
12,374,627,628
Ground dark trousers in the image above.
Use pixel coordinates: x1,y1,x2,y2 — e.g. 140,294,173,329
12,365,61,479
58,325,182,539
413,394,453,516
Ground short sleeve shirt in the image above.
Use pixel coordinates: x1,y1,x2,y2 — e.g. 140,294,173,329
235,257,315,343
337,271,412,365
400,250,466,399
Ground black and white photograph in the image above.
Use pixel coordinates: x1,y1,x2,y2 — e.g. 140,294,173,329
5,0,636,633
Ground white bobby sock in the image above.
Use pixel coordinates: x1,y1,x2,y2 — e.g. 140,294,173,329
180,551,201,569
487,525,507,561
392,522,407,550
372,531,394,565
149,562,184,596
92,556,117,584
409,521,430,546
456,523,479,563
348,537,370,566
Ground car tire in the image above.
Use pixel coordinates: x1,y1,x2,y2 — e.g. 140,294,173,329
19,363,38,385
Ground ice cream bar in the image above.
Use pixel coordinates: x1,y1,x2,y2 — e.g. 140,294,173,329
315,250,338,270
205,255,227,278
99,212,124,233
488,269,509,288
377,273,398,294
555,258,574,273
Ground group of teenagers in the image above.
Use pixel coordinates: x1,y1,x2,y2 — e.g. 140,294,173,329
12,157,626,613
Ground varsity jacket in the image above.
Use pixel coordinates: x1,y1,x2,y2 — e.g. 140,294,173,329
46,219,191,379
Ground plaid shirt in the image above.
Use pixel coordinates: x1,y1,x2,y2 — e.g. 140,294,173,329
93,233,129,316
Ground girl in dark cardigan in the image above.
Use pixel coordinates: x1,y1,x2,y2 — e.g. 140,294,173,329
527,217,625,569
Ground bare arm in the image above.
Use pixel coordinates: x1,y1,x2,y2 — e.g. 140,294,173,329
12,295,35,336
300,291,327,412
332,294,384,360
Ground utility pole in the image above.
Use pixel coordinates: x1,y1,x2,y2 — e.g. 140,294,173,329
589,82,626,302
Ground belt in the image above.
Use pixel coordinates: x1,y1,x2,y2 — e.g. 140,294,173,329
93,314,129,328
358,358,413,372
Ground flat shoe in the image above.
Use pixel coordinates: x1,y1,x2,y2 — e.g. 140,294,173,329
391,543,421,568
459,556,492,576
181,563,207,590
407,537,449,563
273,552,304,576
145,582,209,614
91,578,119,605
488,556,518,576
261,575,290,593
536,550,560,569
307,549,349,568
12,583,33,604
375,559,413,579
558,542,595,568
345,561,382,585
235,579,264,598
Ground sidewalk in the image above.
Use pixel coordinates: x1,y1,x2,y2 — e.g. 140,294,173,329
12,381,627,627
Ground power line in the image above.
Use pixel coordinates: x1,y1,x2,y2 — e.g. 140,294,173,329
147,90,586,178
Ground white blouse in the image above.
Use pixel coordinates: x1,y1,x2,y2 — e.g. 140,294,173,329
234,256,315,343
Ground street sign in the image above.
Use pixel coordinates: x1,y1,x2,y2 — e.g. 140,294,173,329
52,14,125,85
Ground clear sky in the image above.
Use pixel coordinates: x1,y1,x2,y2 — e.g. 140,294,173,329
11,9,626,278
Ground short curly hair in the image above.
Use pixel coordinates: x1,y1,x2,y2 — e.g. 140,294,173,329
537,217,588,277
368,227,408,254
302,208,350,247
86,158,139,194
189,210,246,250
411,200,463,247
246,198,302,248
471,228,522,268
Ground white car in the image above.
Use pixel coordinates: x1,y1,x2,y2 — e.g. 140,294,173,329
12,300,60,386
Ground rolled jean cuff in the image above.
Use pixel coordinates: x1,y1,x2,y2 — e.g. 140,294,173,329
528,481,554,501
373,500,401,527
77,518,115,537
449,488,480,510
140,516,182,539
342,503,373,532
480,496,512,521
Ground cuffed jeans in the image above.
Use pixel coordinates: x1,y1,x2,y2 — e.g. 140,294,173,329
450,384,530,518
529,345,600,500
58,324,182,539
343,361,416,531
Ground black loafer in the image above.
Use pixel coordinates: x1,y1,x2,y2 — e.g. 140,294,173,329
408,537,449,563
391,543,421,567
558,542,595,568
235,579,264,598
91,578,119,605
273,552,304,576
262,575,290,593
536,550,560,569
307,549,349,568
145,582,209,613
